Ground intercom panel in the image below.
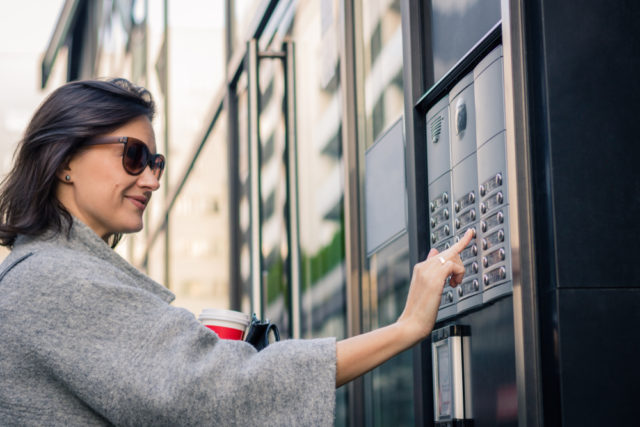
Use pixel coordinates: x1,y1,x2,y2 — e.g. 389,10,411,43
428,44,513,317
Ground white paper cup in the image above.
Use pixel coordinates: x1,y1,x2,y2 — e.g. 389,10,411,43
198,308,250,340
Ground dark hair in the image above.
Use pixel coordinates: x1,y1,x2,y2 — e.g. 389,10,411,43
0,78,155,248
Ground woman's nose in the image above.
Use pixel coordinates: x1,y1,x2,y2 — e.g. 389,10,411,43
138,165,161,191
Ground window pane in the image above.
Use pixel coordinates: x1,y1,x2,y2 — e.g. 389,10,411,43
169,111,229,315
430,0,501,82
359,0,404,147
167,0,226,192
369,233,413,426
287,0,347,343
232,0,263,56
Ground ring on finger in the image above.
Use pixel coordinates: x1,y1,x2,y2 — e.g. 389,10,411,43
438,256,446,265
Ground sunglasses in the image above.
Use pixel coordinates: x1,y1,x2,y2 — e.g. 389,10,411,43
85,136,165,180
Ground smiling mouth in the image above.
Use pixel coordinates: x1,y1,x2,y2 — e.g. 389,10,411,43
126,196,149,210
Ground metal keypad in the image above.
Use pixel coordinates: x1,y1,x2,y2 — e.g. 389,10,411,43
477,135,512,303
452,152,481,313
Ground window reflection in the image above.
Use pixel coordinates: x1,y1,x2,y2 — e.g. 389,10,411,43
232,0,264,56
167,0,226,191
429,0,501,82
170,112,230,316
360,0,404,147
368,233,413,426
286,1,348,423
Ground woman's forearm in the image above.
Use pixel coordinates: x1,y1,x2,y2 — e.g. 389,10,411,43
335,229,473,388
335,321,420,388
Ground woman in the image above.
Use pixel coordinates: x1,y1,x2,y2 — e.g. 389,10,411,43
0,78,472,426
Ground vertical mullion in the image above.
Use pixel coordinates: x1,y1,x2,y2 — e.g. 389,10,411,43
339,0,365,425
283,40,301,339
247,39,263,319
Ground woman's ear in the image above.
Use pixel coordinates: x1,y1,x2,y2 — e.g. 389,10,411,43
56,159,72,183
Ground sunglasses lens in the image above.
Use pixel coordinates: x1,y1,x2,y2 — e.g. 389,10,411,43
123,140,148,174
152,155,165,180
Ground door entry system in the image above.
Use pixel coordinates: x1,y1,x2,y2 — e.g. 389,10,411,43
431,325,473,426
427,45,512,321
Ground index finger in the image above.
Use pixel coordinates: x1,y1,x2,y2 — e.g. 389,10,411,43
441,228,474,259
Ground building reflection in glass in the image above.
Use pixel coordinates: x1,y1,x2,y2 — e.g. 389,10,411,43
170,112,229,315
430,0,501,82
361,0,404,147
369,234,413,426
358,0,412,425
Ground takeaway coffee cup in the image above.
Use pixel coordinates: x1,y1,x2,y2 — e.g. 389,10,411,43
198,308,250,340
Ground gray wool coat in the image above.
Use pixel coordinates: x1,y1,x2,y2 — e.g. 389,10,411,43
0,218,336,426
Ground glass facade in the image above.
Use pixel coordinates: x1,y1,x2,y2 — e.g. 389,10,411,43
170,112,229,314
231,0,264,56
286,1,348,423
429,0,501,82
356,0,412,424
166,0,226,191
359,0,404,147
369,234,413,426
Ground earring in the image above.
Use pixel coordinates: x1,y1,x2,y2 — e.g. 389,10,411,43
65,175,71,181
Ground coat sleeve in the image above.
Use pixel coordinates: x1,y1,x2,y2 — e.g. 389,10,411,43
12,254,336,426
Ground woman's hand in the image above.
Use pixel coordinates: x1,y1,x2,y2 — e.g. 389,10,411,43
335,228,474,387
396,228,474,343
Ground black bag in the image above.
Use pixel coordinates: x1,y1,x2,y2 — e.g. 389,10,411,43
244,313,280,351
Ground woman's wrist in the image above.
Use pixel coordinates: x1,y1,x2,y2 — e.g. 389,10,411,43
393,314,429,348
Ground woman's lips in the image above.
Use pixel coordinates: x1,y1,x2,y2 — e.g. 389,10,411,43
126,195,148,210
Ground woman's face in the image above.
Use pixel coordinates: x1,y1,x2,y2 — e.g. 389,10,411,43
57,116,160,240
